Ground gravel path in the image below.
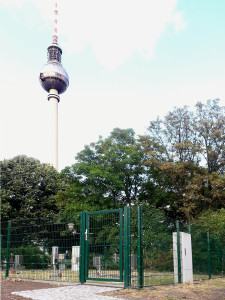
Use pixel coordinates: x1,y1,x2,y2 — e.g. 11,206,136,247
12,285,124,300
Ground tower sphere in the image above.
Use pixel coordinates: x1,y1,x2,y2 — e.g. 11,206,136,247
39,43,69,95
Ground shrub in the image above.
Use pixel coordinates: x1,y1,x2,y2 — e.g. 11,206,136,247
1,245,50,270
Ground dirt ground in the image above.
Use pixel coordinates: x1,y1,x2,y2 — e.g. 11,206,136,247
1,277,225,300
1,278,65,300
105,278,225,300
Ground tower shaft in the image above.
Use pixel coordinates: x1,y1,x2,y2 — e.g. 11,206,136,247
48,89,59,170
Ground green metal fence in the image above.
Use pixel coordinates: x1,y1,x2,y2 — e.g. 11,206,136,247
1,205,224,287
81,209,123,283
1,214,81,283
140,206,177,287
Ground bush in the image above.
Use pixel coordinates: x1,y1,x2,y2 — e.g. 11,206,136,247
1,245,50,270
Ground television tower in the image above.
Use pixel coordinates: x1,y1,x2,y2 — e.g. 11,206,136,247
39,1,69,171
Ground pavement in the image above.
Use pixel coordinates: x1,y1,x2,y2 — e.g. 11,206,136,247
12,284,124,300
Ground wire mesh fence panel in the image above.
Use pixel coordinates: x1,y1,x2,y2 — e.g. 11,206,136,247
142,206,177,286
2,214,81,283
191,228,209,280
1,225,8,276
209,234,224,278
85,209,123,282
2,206,224,287
189,225,224,280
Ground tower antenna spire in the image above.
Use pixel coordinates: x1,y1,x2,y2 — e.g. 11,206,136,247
39,0,69,171
53,1,58,44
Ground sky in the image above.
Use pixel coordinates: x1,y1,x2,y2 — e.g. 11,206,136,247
1,0,225,171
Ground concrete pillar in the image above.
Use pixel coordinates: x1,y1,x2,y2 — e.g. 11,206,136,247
173,232,193,283
72,246,80,272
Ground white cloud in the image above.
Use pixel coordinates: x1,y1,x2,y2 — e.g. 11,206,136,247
0,0,24,7
1,0,185,70
170,11,187,33
60,0,184,69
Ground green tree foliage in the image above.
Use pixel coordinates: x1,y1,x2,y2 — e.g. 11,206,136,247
57,100,224,223
142,99,225,221
194,100,225,174
192,208,225,238
1,155,63,221
57,128,146,216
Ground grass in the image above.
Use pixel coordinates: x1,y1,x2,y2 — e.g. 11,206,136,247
3,269,80,283
1,267,222,288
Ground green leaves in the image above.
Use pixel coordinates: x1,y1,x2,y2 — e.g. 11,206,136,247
1,155,63,221
141,99,225,221
2,100,223,228
193,208,225,238
58,100,224,223
58,128,146,217
194,99,225,174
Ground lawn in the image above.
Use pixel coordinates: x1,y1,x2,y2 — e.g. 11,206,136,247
2,268,212,287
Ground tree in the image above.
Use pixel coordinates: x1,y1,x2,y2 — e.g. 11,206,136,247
57,128,146,216
145,99,224,168
141,99,225,221
1,155,63,221
192,208,225,238
185,171,225,214
194,99,225,174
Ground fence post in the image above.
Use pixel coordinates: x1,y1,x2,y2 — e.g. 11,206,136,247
124,206,131,287
5,220,11,278
0,234,2,269
42,240,46,271
176,220,181,283
79,212,86,284
207,232,211,279
137,205,143,288
0,234,2,255
188,224,191,234
119,208,124,282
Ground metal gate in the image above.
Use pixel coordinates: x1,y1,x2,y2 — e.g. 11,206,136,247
80,209,123,283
